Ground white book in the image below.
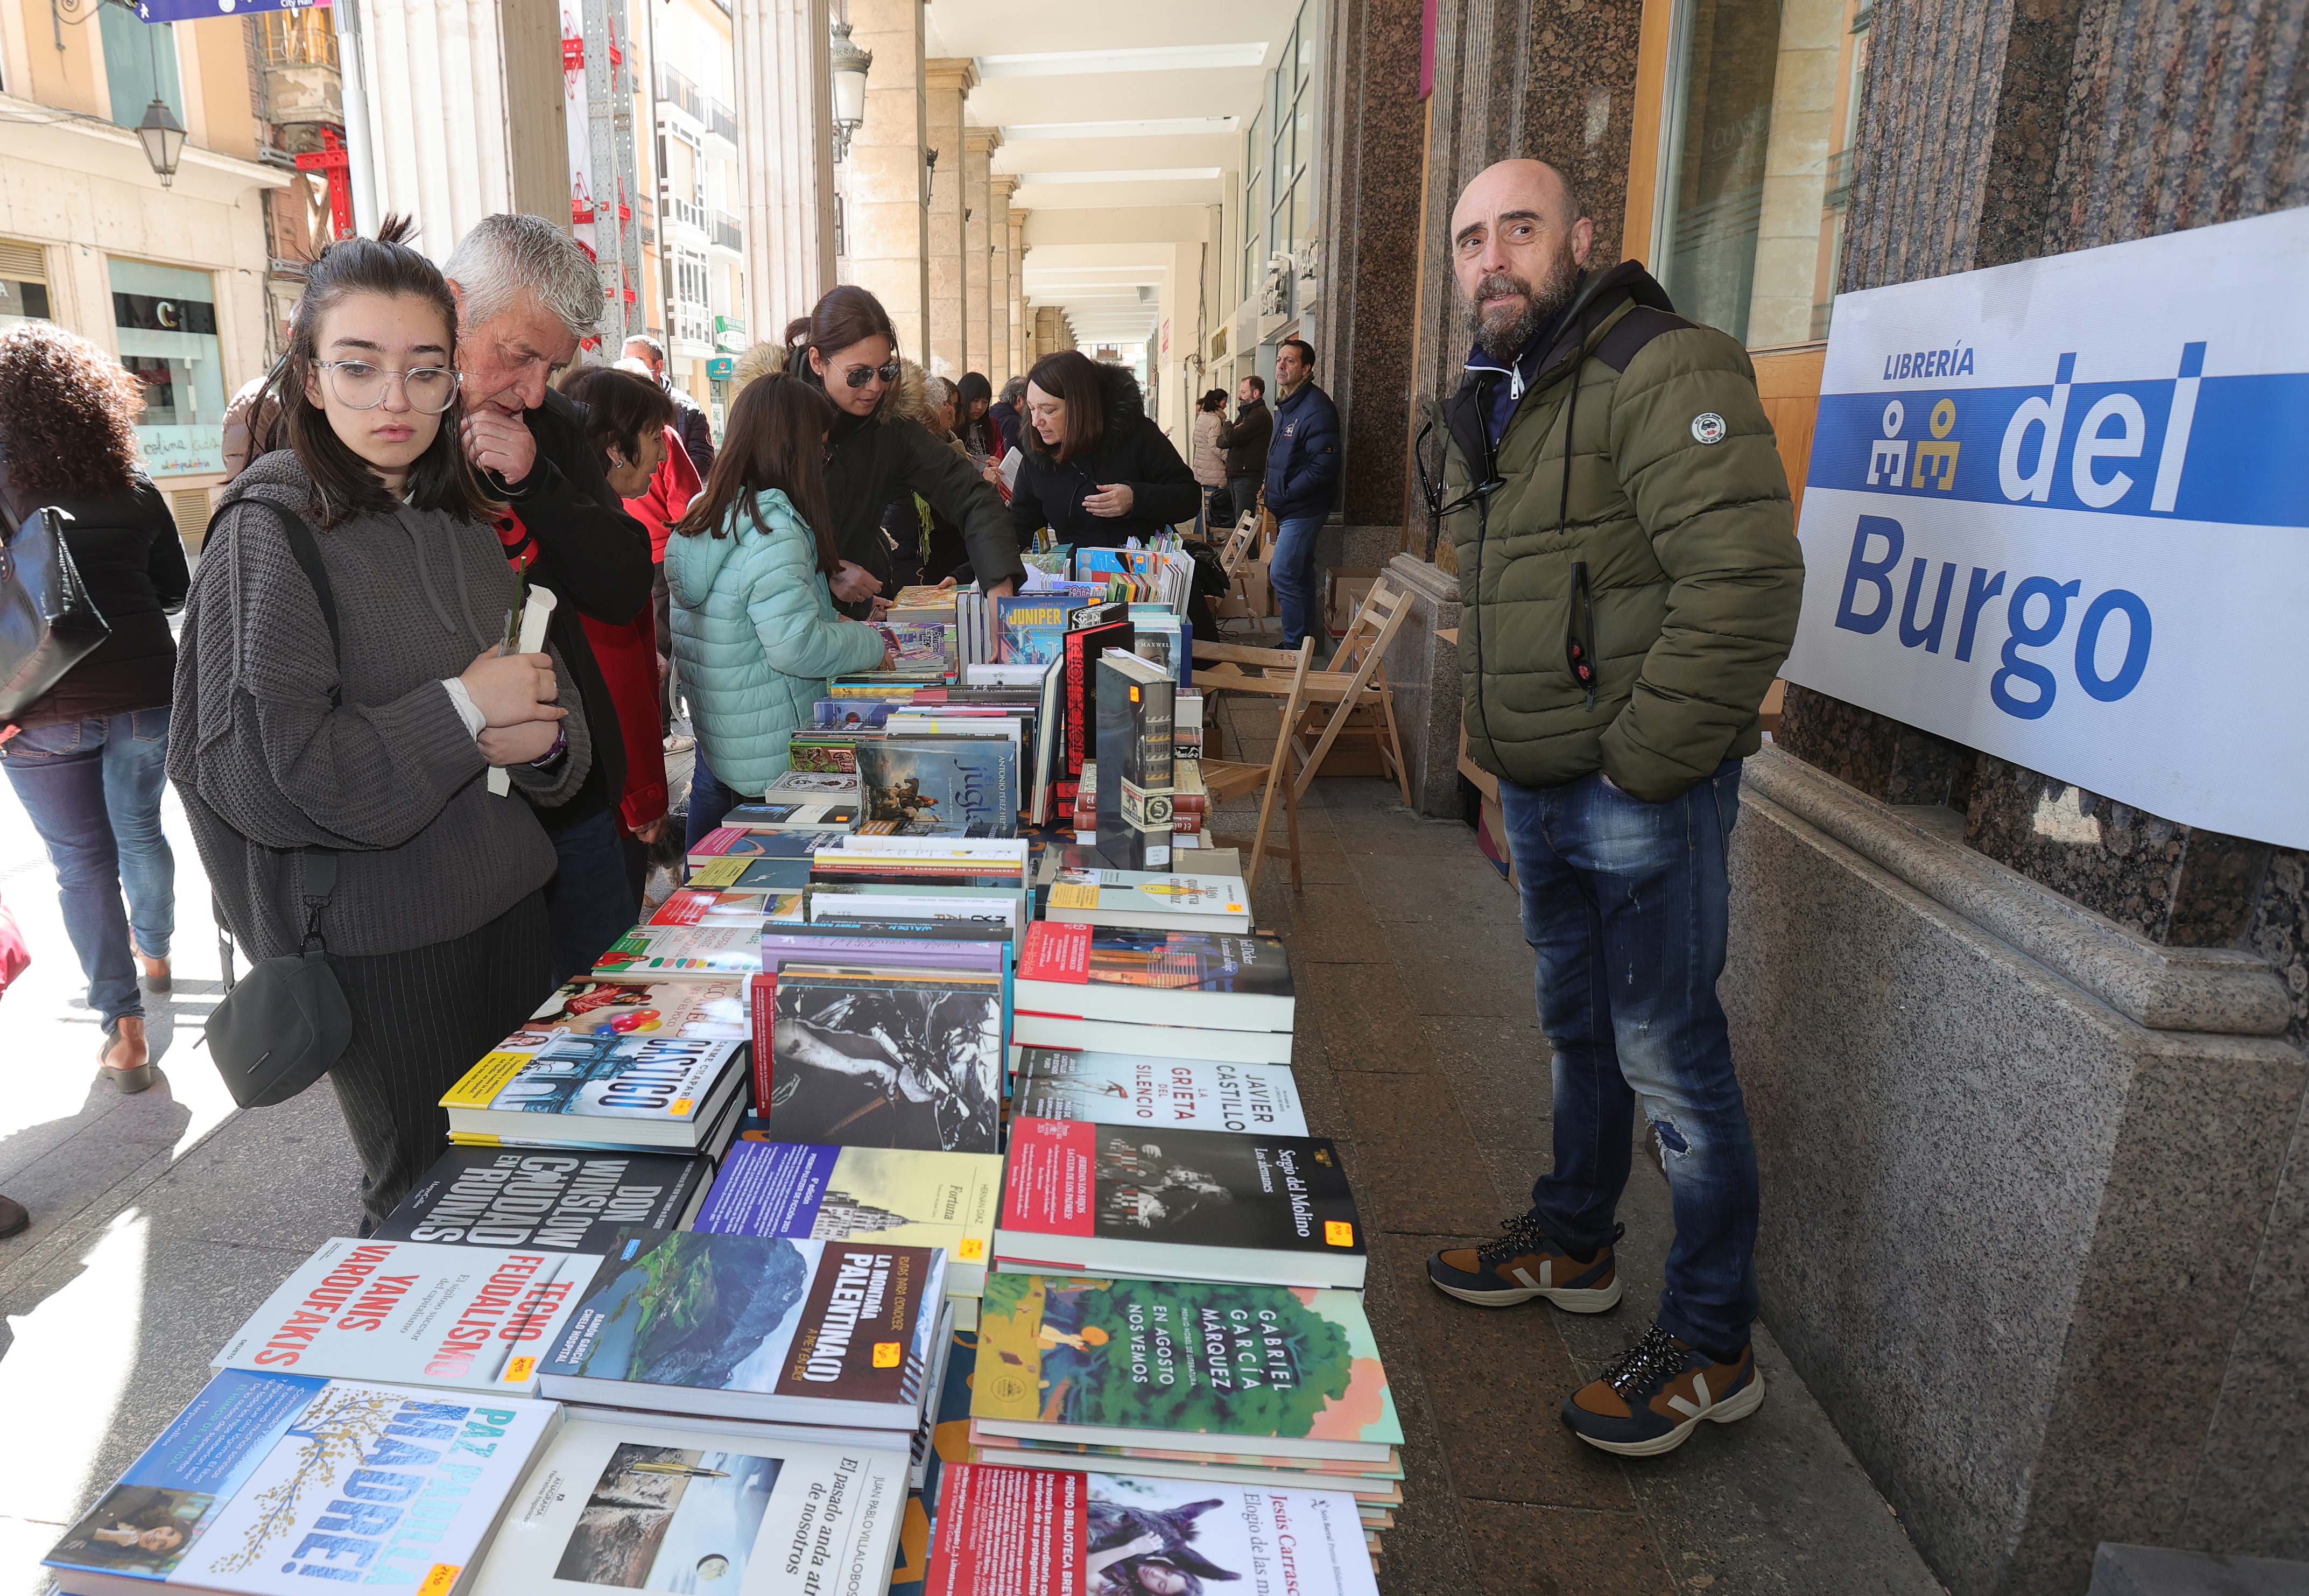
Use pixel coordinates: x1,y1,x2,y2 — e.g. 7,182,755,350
213,1236,602,1395
823,833,1030,862
1012,1013,1297,1065
1044,867,1253,933
1010,1047,1307,1135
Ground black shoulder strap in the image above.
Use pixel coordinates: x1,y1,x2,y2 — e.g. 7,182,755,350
1593,305,1695,374
234,499,342,706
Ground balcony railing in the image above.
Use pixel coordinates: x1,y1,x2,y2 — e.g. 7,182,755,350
658,66,703,123
707,100,738,145
256,9,337,68
661,194,706,236
709,210,742,253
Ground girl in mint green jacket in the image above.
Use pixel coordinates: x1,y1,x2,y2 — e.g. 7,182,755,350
668,374,890,837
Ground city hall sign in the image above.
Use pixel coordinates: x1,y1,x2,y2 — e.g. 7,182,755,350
1783,207,2309,849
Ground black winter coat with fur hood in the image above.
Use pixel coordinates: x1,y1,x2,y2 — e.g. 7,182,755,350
1009,364,1200,550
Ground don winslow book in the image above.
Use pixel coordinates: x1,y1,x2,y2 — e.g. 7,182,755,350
376,1145,710,1252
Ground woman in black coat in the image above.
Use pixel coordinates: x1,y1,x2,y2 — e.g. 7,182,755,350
1009,352,1201,552
0,325,189,1089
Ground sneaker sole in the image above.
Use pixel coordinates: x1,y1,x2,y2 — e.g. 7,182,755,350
1427,1276,1624,1313
1574,1372,1768,1457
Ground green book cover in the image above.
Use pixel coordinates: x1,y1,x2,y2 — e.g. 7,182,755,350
971,1274,1399,1446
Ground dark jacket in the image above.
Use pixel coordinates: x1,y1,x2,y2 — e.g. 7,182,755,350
1009,364,1200,551
1216,398,1272,480
1441,261,1803,802
505,386,655,831
671,388,715,482
1264,381,1341,519
0,467,187,729
988,399,1022,459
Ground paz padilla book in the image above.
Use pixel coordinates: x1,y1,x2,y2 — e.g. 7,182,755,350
996,1121,1367,1290
768,966,1003,1153
594,922,764,980
467,1414,909,1596
926,1464,1380,1596
1017,922,1294,1032
1012,1049,1307,1136
442,1033,748,1150
376,1147,710,1252
537,1229,947,1431
211,1236,601,1395
856,737,1020,837
44,1372,554,1596
1045,867,1252,934
970,1275,1402,1464
696,1139,1000,1297
1095,650,1174,871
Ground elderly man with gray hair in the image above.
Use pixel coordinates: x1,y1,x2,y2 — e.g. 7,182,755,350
443,213,657,987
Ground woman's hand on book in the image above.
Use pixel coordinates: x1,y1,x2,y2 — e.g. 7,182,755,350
462,648,566,727
478,720,563,766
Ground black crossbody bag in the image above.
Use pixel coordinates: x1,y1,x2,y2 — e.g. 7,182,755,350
204,502,353,1107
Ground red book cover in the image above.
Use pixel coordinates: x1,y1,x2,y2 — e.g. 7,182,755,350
999,1117,1097,1238
1019,921,1092,984
927,1464,1087,1596
1055,611,1130,811
749,971,776,1108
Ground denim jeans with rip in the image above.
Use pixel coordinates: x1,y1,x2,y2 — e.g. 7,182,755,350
1498,758,1759,1358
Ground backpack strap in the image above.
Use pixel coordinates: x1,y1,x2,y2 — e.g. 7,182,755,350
1592,304,1694,374
234,499,342,706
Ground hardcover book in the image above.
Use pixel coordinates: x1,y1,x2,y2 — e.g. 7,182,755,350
442,1033,748,1150
212,1236,602,1394
997,596,1072,664
856,737,1020,838
1045,867,1251,933
44,1372,553,1596
765,966,1004,1153
996,1120,1368,1290
537,1229,948,1431
377,1146,710,1251
970,1274,1402,1462
698,1138,1001,1297
1055,603,1132,813
927,1464,1379,1596
1011,1049,1307,1136
469,1415,909,1596
1016,922,1294,1032
1094,650,1174,871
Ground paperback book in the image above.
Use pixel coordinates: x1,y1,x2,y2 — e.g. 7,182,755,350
212,1236,602,1395
593,923,766,981
537,1229,947,1431
44,1372,554,1596
698,1138,1001,1297
856,737,1020,837
997,596,1073,664
683,854,813,894
766,768,862,797
377,1145,710,1251
506,977,751,1049
1045,867,1251,933
1055,603,1132,813
689,826,829,864
721,800,861,833
1011,1049,1307,1136
1016,922,1294,1032
765,966,1003,1153
876,619,960,676
1094,650,1174,871
649,887,784,929
442,1033,748,1150
996,1119,1368,1290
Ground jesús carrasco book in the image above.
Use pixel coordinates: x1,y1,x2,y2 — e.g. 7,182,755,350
209,1237,601,1396
1011,1049,1307,1136
467,1413,909,1596
856,736,1020,837
926,1464,1380,1596
768,965,1004,1154
376,1146,711,1252
537,1229,947,1431
593,922,765,981
509,976,751,1049
696,1138,1000,1298
1016,922,1294,1032
44,1371,555,1596
969,1274,1401,1464
442,1033,748,1150
996,1119,1367,1290
1044,867,1251,934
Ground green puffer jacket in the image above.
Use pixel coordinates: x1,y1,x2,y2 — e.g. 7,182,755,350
666,488,888,797
1443,263,1804,801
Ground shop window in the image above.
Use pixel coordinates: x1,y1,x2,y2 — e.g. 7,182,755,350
1653,0,1869,349
98,5,184,132
0,238,51,330
110,257,227,479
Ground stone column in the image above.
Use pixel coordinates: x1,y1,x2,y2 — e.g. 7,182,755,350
921,58,974,377
842,0,927,358
733,0,835,337
1008,207,1029,376
987,174,1017,384
963,125,999,381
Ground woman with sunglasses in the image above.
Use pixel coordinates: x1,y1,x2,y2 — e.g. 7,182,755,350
171,220,590,1228
773,286,1025,615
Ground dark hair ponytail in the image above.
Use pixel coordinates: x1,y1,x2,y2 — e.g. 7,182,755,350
784,284,900,388
280,214,494,526
675,372,844,575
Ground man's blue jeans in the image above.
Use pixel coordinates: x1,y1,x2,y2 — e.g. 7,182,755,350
1270,514,1326,649
1,709,175,1027
543,805,640,990
1498,759,1759,1359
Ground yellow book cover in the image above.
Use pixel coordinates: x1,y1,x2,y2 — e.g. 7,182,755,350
695,1139,1001,1289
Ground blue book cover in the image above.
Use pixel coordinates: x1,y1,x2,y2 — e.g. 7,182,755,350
857,737,1020,836
996,595,1070,663
812,697,910,729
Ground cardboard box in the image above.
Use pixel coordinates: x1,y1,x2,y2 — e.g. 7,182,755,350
1326,569,1379,636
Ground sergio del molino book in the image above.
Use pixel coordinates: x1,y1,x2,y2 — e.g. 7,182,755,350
537,1229,948,1432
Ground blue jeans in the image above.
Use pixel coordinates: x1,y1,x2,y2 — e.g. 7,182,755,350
543,805,640,990
682,750,740,855
1270,514,1326,648
1,709,175,1027
1499,759,1758,1359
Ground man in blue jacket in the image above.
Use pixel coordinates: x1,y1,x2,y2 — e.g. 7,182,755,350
1263,338,1342,651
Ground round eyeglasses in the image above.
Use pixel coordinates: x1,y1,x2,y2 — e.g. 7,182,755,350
314,359,463,414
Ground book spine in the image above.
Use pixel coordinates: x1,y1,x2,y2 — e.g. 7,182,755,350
749,972,776,1110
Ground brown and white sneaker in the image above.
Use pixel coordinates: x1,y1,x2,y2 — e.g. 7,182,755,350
1425,1214,1624,1311
1562,1321,1765,1456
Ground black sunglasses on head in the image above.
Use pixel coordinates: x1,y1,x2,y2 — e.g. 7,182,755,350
842,361,901,390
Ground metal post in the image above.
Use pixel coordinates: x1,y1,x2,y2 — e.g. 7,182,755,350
330,0,381,235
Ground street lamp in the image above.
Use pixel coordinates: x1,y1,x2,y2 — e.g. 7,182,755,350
829,19,871,161
134,96,187,187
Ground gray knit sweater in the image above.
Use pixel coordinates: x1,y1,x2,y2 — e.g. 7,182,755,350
170,451,590,960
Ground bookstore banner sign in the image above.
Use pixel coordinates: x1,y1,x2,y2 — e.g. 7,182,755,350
1783,208,2309,848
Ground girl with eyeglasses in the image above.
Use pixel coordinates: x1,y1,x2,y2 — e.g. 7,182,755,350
171,219,592,1228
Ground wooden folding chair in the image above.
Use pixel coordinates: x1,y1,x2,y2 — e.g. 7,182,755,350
1290,576,1412,803
1189,636,1315,895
